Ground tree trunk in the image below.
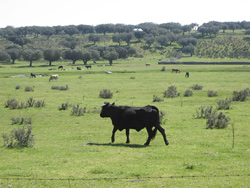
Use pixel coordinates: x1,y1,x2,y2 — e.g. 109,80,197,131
49,61,52,66
109,60,112,66
29,60,33,67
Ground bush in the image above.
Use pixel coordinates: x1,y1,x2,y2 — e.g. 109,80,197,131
191,84,203,90
194,105,216,119
15,85,21,89
159,110,167,124
11,117,32,125
217,98,231,110
207,90,218,97
27,97,35,107
183,89,193,97
99,89,113,99
232,88,250,101
2,126,34,148
58,102,70,110
71,104,86,116
34,100,46,108
25,86,34,92
51,85,69,91
206,112,230,129
161,66,166,71
5,99,19,109
163,86,180,98
153,95,164,102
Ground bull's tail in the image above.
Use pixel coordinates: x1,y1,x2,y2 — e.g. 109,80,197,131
151,127,157,140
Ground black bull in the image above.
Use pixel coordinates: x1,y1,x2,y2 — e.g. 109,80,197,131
100,102,169,146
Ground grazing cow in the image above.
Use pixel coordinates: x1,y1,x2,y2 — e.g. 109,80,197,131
100,102,169,146
77,67,82,70
145,63,150,66
185,72,189,78
30,73,36,78
58,66,63,70
85,65,92,69
49,74,59,82
172,69,180,73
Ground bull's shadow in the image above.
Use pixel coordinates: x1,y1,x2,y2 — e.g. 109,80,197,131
87,142,147,148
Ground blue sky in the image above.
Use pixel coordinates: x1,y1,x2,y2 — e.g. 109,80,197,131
1,0,249,28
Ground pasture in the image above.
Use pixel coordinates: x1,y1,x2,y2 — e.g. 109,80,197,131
0,60,250,187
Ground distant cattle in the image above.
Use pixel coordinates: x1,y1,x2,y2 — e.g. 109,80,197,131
185,72,189,78
172,69,180,73
145,63,150,66
100,102,169,146
49,74,59,82
85,65,92,69
77,67,82,70
58,66,63,70
105,71,112,74
30,73,36,78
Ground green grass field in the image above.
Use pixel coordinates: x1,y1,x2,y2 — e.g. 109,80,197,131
0,59,250,187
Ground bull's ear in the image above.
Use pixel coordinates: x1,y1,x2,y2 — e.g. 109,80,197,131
112,102,115,105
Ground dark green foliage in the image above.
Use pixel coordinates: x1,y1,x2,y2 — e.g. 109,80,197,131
5,98,45,109
2,126,34,148
58,102,70,110
232,88,250,101
99,89,113,99
34,100,46,108
217,98,232,110
11,117,32,125
153,95,164,102
25,86,34,92
206,112,230,129
71,104,86,116
183,89,193,97
15,85,21,89
159,110,167,124
5,99,20,109
51,85,69,91
163,86,180,98
207,90,218,97
194,105,216,119
191,84,203,90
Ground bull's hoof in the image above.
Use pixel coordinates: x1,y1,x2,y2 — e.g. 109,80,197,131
165,142,169,145
144,143,149,146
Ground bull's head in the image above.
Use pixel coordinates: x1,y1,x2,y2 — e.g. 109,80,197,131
100,102,115,118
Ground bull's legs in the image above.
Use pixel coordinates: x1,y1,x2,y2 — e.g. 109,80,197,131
156,125,169,145
111,127,117,143
144,127,154,146
126,129,130,143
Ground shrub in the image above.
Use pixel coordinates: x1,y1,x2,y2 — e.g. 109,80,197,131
25,86,34,92
99,89,113,99
232,88,250,101
191,84,203,90
161,66,166,71
206,112,230,129
5,99,19,109
58,102,70,110
15,85,21,89
11,117,32,125
163,86,180,98
207,90,218,97
2,126,34,148
153,95,164,102
27,97,35,107
159,110,167,124
194,105,216,119
71,104,86,116
183,89,193,97
217,98,231,110
130,76,135,79
34,100,46,108
51,85,69,90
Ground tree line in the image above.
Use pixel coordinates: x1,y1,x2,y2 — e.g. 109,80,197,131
0,21,250,65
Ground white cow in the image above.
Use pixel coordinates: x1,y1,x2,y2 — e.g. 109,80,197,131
49,74,59,82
